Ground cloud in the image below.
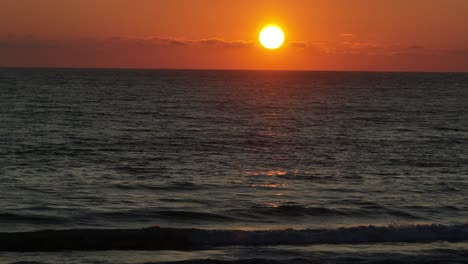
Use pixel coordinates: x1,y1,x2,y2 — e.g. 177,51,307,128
340,33,354,38
0,35,259,50
197,38,255,48
445,49,468,56
288,41,308,48
144,36,193,46
342,41,382,49
311,41,440,57
103,36,193,47
2,35,467,61
101,36,256,48
391,46,468,57
310,41,391,56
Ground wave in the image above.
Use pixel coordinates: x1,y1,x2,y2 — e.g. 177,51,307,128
233,204,421,220
86,209,236,221
0,212,69,225
153,255,468,264
0,203,425,229
249,205,347,217
1,223,468,251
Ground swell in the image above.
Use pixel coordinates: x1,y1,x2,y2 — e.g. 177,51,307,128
0,212,69,225
85,209,236,221
231,204,421,220
1,224,468,251
0,204,422,227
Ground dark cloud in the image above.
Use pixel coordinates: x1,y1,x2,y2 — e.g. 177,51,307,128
99,36,254,48
168,39,190,46
445,49,468,56
103,36,192,47
2,35,467,59
145,37,193,46
198,38,255,48
393,47,468,57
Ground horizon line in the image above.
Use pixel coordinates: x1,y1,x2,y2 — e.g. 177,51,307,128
1,65,467,74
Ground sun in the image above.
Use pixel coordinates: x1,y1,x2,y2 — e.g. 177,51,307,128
259,25,285,50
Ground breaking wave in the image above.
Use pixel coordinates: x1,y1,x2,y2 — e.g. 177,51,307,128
2,223,468,251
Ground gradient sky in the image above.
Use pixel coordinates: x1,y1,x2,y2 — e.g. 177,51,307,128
1,0,468,71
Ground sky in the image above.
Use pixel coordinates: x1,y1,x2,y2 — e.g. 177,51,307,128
1,0,468,71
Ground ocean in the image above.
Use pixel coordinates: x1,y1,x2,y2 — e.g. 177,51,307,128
0,68,467,263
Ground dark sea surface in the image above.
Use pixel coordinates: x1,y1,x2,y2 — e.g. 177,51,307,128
0,68,467,263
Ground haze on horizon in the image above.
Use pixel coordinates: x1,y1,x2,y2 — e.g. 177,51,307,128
1,0,468,72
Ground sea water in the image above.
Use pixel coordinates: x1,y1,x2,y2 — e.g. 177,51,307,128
0,68,467,263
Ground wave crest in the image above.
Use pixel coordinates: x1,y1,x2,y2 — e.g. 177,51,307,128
1,223,468,251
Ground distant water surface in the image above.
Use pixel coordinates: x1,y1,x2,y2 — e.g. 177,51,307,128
0,68,467,263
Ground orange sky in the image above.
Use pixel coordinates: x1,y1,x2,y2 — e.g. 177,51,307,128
1,0,468,71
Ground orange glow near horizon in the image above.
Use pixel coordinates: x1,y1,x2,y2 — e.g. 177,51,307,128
1,0,468,71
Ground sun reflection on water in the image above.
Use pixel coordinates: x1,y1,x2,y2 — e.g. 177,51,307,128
250,183,287,188
262,202,280,208
245,170,288,177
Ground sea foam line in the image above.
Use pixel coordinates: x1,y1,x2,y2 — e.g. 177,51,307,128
1,224,468,251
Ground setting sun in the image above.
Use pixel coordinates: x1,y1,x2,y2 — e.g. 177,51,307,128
259,25,285,50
